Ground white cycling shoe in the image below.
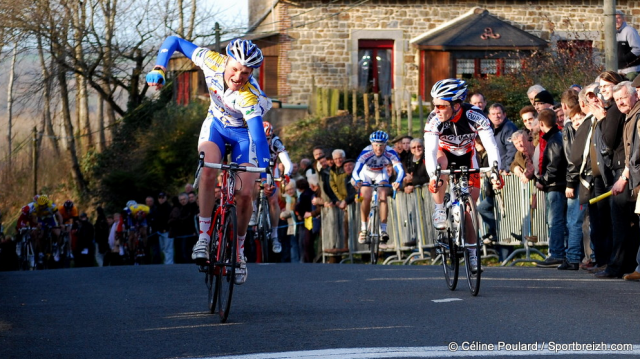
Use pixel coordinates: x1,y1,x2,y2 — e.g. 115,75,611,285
235,256,248,285
432,209,447,230
272,237,282,253
192,237,210,263
358,230,367,244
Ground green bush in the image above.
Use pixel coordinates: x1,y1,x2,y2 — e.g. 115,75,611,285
91,90,205,213
282,115,373,161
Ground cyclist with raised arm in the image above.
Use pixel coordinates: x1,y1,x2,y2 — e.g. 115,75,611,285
146,36,272,284
260,121,293,253
352,131,404,245
424,79,503,268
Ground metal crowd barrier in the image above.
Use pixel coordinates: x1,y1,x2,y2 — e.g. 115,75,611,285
321,175,551,265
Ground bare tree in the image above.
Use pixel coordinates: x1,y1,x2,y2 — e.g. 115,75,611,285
36,33,60,155
6,43,17,167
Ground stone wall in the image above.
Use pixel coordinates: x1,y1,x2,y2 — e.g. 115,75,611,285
249,0,637,104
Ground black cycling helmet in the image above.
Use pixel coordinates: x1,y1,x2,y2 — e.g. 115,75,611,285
64,200,74,210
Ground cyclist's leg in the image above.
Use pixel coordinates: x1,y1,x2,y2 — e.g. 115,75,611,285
193,118,223,261
465,187,481,245
432,150,449,204
228,125,261,283
432,150,449,229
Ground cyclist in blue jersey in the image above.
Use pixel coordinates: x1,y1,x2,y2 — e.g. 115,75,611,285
352,131,405,245
146,36,274,284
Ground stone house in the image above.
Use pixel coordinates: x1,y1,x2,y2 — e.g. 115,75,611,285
170,1,630,112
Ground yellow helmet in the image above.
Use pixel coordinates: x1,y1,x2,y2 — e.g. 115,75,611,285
37,195,50,206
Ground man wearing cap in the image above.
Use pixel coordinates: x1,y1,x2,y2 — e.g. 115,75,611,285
391,135,412,163
533,90,555,114
616,10,640,80
156,192,174,264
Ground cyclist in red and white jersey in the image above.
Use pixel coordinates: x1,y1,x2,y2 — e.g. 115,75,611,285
424,79,502,266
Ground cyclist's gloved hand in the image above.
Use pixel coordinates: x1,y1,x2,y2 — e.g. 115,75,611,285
146,66,166,88
490,172,504,190
428,178,439,193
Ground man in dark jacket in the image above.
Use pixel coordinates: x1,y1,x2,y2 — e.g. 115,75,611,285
155,192,174,264
477,103,517,245
75,213,95,267
534,109,568,268
488,103,518,173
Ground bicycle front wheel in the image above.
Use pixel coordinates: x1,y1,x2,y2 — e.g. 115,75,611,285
368,207,380,265
214,206,237,322
208,214,222,313
463,198,482,296
439,231,459,290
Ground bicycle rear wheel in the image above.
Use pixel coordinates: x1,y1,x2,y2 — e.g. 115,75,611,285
368,207,379,265
463,198,482,296
214,206,237,322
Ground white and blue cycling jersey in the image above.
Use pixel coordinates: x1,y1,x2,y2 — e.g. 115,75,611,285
151,36,271,172
352,145,405,184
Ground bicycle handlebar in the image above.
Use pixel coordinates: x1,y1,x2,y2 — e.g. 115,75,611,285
438,167,493,175
203,161,267,173
359,183,393,188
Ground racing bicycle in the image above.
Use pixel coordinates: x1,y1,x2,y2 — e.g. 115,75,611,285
434,163,498,296
17,227,36,271
359,183,394,265
194,151,267,322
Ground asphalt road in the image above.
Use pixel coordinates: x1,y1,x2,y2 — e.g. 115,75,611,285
1,263,640,359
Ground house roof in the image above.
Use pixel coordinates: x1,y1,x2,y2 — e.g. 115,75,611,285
411,8,547,51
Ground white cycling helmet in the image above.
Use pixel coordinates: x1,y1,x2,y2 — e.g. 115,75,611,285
226,39,264,69
126,200,137,208
431,79,468,102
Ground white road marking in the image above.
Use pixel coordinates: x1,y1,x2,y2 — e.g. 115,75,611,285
322,326,412,332
432,298,463,303
188,345,640,359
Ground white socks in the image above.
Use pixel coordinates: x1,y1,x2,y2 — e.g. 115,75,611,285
199,217,212,242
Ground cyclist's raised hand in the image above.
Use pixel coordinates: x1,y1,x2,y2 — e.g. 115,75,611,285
392,182,400,191
146,66,166,89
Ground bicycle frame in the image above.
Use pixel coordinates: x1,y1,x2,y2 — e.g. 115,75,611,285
435,164,496,296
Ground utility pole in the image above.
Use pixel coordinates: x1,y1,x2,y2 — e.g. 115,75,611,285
604,0,617,71
215,22,221,53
